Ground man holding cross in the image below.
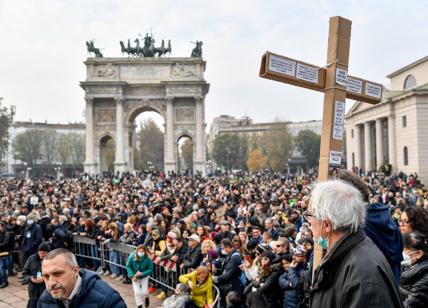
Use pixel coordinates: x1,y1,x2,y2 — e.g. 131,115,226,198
307,180,402,308
259,15,402,307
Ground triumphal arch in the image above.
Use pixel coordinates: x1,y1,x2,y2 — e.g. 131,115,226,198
80,36,209,175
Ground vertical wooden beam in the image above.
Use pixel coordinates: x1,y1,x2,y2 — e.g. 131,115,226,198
318,16,352,181
314,16,352,276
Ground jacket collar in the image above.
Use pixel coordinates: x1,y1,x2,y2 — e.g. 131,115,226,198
321,228,366,267
313,228,366,289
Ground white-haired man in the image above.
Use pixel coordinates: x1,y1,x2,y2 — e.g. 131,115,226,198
308,180,403,308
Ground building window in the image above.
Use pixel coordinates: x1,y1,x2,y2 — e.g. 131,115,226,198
402,116,407,128
403,74,416,90
351,129,354,138
352,153,355,167
403,146,409,166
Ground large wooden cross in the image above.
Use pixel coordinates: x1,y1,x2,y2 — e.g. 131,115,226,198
260,16,382,181
259,16,383,272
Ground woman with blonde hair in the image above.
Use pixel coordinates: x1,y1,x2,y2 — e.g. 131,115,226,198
179,266,214,308
201,239,219,268
126,244,154,308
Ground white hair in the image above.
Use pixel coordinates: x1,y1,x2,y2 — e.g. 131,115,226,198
310,180,366,233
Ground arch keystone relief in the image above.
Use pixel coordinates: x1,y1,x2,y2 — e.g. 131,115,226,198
80,57,209,175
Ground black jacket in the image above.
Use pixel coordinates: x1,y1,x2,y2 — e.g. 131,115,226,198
182,244,203,270
23,253,46,300
400,259,428,308
0,230,10,255
249,268,281,308
37,269,126,308
310,229,403,308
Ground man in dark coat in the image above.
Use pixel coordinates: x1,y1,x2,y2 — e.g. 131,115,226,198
309,180,403,308
38,248,126,308
182,234,203,270
21,214,43,264
213,239,244,306
22,242,50,308
364,202,404,284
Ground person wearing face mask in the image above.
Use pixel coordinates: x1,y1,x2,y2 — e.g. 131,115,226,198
308,180,403,308
21,213,43,267
400,231,428,308
126,244,154,308
212,239,245,306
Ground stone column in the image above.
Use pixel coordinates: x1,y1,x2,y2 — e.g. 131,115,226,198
364,122,373,172
354,124,362,169
194,96,205,175
164,97,176,174
83,96,97,175
375,118,384,170
388,115,397,172
114,97,126,174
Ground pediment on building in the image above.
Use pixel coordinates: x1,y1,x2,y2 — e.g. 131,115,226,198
346,101,371,117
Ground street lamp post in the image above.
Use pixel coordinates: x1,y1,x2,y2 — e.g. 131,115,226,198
54,164,62,181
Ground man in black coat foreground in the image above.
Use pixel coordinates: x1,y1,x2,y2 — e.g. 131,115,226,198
308,180,403,308
22,242,50,308
38,248,126,308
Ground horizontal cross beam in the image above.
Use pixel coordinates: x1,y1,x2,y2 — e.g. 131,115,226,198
259,51,383,105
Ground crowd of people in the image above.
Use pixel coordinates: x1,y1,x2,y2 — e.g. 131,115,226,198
0,169,428,308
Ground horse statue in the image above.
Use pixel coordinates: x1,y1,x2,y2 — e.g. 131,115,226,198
191,41,203,58
119,34,171,57
119,41,127,55
154,39,172,57
86,40,103,58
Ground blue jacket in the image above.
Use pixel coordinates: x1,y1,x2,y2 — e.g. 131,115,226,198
37,269,126,308
279,265,305,308
364,202,403,285
21,223,42,255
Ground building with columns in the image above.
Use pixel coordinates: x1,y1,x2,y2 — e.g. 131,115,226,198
345,55,428,183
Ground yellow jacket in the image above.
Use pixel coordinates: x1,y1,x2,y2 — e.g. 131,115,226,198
179,271,214,307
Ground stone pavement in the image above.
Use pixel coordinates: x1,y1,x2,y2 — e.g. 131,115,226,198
0,275,165,308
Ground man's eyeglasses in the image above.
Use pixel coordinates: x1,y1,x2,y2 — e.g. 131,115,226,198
303,211,314,221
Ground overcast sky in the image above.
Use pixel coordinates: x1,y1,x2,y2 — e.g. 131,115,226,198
0,0,427,130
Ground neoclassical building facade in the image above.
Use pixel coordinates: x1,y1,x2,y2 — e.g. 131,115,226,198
345,55,428,183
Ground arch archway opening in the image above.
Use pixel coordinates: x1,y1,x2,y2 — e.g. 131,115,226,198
132,110,165,173
100,136,115,173
177,136,193,175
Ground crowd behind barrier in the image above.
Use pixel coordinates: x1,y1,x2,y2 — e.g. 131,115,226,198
1,169,428,308
72,234,221,306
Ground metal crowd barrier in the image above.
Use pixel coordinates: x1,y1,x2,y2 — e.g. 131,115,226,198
73,235,220,307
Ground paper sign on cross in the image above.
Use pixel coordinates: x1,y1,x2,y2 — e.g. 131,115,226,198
259,16,383,274
259,16,383,182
